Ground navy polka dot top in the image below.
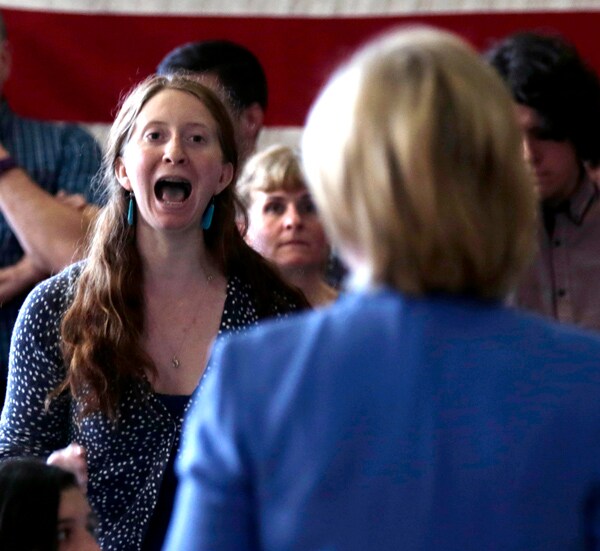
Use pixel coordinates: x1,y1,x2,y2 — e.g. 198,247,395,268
0,262,302,550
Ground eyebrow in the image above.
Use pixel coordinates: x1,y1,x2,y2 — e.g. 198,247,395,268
141,120,212,129
57,511,97,525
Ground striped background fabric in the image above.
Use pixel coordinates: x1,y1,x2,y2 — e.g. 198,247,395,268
0,0,598,147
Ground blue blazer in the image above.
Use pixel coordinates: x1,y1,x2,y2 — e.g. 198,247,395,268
165,289,600,551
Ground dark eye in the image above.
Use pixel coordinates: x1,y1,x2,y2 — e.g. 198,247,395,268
145,131,161,141
297,196,317,215
264,201,286,215
531,120,566,142
190,134,206,143
57,527,72,542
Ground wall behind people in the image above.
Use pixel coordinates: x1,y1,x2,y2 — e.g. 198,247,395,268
0,0,599,149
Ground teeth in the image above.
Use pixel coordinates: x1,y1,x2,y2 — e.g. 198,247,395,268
154,178,192,201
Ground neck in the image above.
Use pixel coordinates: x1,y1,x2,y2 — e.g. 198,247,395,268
137,227,219,290
282,265,337,307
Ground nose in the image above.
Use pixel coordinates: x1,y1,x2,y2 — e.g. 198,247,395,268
522,136,540,167
163,137,187,165
283,204,303,229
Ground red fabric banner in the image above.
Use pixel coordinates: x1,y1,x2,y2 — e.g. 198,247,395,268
3,8,600,126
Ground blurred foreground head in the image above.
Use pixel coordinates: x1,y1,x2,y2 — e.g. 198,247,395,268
302,26,537,300
0,458,99,551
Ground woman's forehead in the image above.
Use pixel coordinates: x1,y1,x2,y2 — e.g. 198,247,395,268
132,88,216,129
256,187,310,200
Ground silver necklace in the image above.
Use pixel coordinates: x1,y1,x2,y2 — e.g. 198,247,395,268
160,273,214,370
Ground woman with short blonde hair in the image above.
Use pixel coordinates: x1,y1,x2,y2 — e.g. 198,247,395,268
302,27,536,298
238,144,337,306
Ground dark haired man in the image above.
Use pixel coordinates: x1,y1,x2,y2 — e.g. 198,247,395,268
0,12,101,407
487,31,600,332
157,40,267,163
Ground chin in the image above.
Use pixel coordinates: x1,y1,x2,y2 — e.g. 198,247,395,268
277,258,321,272
155,216,200,232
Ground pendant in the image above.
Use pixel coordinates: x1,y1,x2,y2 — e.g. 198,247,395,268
171,356,180,369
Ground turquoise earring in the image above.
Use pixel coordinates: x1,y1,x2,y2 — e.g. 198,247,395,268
202,196,215,230
127,192,136,226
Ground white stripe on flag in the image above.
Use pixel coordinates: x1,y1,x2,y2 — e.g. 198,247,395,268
1,0,598,15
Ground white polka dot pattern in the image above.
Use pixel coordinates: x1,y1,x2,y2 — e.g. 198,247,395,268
0,263,301,550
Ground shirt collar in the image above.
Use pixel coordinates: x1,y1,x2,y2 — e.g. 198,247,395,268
565,174,598,225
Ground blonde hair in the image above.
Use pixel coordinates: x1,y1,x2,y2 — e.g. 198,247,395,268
302,26,536,299
237,144,306,208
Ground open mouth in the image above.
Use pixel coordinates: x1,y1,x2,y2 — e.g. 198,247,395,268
154,178,192,203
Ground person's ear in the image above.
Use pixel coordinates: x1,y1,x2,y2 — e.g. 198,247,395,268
115,157,132,191
216,162,234,194
240,103,264,143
